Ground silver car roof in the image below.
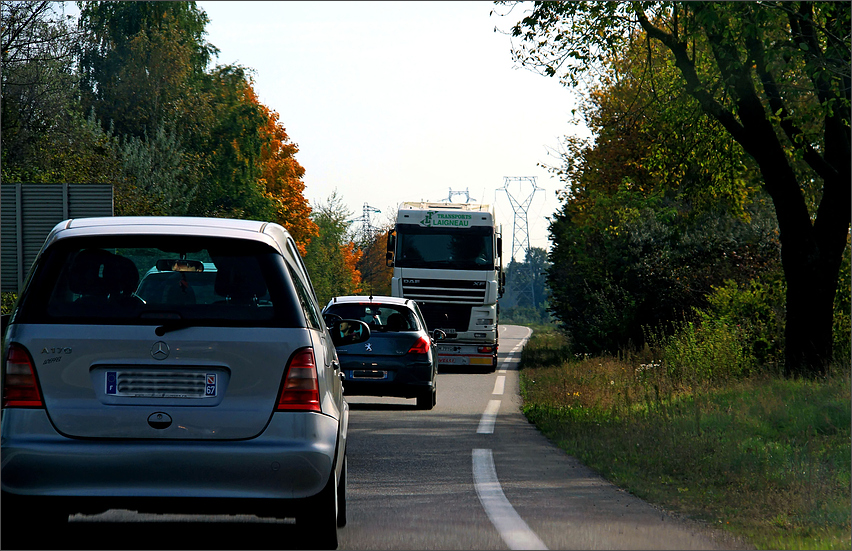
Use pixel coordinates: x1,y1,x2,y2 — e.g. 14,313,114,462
42,216,291,256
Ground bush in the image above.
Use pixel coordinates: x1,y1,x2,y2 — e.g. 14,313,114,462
704,278,785,367
650,317,756,386
832,238,851,365
501,304,553,326
2,292,17,315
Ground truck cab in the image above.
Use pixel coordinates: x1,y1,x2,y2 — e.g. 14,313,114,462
386,202,503,371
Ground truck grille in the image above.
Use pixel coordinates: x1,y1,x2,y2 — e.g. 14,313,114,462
417,303,473,332
400,278,486,305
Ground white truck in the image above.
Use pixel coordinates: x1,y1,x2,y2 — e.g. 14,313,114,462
386,202,504,371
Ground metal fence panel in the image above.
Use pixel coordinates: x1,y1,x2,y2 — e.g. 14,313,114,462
1,183,113,293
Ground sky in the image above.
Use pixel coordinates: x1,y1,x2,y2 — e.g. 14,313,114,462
197,1,589,260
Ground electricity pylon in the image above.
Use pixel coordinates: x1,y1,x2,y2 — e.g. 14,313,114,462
351,203,383,296
500,177,542,308
353,203,382,244
443,188,476,203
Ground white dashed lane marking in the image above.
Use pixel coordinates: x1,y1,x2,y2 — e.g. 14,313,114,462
477,399,501,434
492,375,505,395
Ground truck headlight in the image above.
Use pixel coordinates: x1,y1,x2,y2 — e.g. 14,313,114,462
476,318,493,326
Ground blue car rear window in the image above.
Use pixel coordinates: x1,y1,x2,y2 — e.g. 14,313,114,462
325,304,419,332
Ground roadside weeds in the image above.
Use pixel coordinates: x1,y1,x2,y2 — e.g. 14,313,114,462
519,328,851,551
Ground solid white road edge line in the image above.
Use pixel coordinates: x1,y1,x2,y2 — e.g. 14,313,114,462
498,329,531,374
477,400,501,434
492,375,505,395
472,448,548,550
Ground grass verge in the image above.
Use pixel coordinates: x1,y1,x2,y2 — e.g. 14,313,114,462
519,329,851,550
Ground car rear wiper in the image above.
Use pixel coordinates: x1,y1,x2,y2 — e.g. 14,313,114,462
154,320,195,336
140,311,192,336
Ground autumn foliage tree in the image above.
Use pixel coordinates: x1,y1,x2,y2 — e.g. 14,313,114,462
253,90,318,255
356,228,394,297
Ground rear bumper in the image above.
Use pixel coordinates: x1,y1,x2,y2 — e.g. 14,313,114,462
0,408,341,508
339,357,433,398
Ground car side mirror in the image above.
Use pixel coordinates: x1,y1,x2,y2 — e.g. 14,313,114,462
386,232,395,267
330,319,371,347
323,312,342,330
432,329,446,342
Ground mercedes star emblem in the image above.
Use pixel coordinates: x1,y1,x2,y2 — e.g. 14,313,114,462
151,341,170,360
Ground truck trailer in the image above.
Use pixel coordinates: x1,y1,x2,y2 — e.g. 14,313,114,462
386,202,503,371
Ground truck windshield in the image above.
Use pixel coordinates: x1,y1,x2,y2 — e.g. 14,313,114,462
395,224,494,270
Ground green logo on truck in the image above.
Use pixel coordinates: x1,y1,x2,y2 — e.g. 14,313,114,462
419,211,472,227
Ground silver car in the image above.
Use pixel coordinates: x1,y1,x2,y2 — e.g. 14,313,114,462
1,216,368,548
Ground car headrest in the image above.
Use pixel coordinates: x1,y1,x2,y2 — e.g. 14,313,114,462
213,257,268,301
386,313,407,331
68,249,139,297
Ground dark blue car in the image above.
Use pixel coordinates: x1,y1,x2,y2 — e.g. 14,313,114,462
322,296,445,410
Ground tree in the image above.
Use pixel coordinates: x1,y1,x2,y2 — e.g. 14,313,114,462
76,0,215,138
0,1,127,185
2,2,77,165
507,1,850,376
537,10,782,354
185,65,275,219
303,192,363,307
503,247,550,309
253,91,318,255
501,247,552,326
119,122,197,215
355,228,394,297
75,1,267,218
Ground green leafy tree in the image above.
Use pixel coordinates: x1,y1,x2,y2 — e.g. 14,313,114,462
186,66,274,219
76,0,215,139
503,247,550,309
120,123,198,215
501,247,552,326
75,1,277,220
355,227,394,298
303,192,363,307
533,14,783,354
1,1,126,185
507,1,850,376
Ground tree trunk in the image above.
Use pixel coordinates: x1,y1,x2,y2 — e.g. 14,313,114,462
747,130,846,378
782,234,837,377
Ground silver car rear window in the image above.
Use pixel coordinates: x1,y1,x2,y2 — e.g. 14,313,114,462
16,235,304,327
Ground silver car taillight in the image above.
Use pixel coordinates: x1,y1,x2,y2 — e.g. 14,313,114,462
2,344,44,408
276,347,321,412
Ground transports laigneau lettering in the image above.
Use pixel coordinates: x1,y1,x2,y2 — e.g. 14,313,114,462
419,211,473,227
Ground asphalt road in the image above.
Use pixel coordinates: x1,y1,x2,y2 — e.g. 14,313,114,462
5,325,747,550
